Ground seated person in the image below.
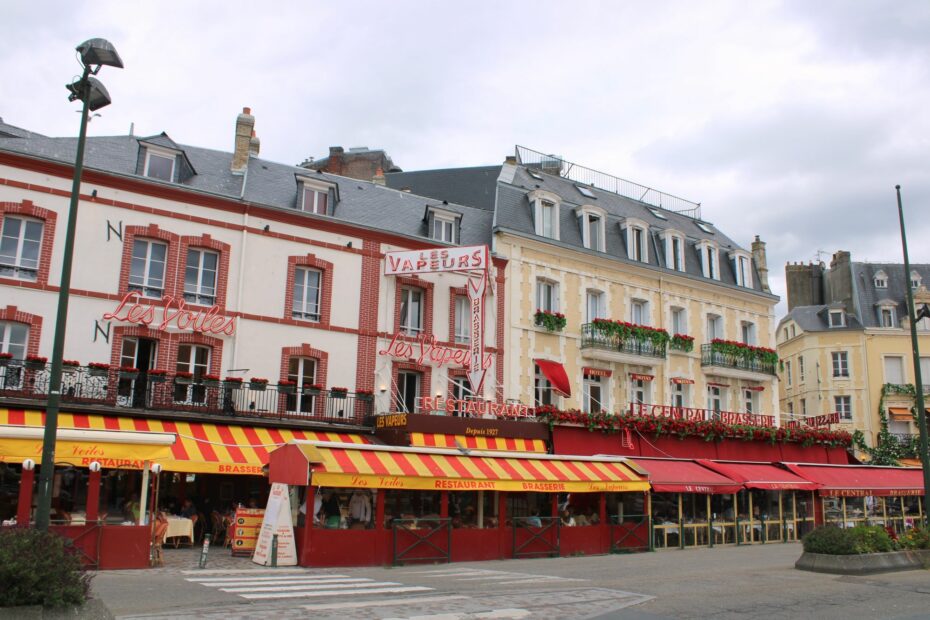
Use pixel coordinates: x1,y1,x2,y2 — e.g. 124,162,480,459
180,499,197,519
526,510,542,528
560,509,576,527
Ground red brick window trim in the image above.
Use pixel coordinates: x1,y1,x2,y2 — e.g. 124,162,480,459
392,360,432,414
279,344,330,416
0,305,43,358
176,332,224,377
393,276,434,338
177,234,231,311
118,225,181,301
109,327,223,376
448,285,468,345
0,200,57,286
285,255,334,329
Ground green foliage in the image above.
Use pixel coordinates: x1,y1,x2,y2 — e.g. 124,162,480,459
534,310,566,332
591,319,670,348
853,384,922,465
802,525,895,555
900,525,930,550
0,528,92,608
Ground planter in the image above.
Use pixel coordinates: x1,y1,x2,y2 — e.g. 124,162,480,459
88,368,109,378
174,377,193,385
356,395,374,402
277,384,296,394
119,371,139,381
202,380,220,388
148,374,167,383
249,382,268,391
0,358,10,367
61,365,80,374
796,550,930,575
24,361,46,371
224,381,243,390
329,390,348,399
303,388,322,396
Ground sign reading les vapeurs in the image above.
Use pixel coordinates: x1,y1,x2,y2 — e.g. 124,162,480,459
103,291,237,335
384,246,488,276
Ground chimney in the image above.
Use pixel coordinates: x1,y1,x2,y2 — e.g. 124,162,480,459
372,168,385,186
249,130,260,156
325,146,345,175
231,107,255,173
751,235,771,293
504,155,517,165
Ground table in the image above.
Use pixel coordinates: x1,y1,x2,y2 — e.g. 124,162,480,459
164,516,194,546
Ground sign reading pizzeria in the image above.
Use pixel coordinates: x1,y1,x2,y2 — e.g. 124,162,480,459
103,291,237,335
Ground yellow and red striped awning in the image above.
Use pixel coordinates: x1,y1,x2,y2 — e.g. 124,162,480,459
0,409,370,474
308,443,649,493
410,432,547,453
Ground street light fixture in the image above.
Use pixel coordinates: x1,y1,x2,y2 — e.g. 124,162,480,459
895,185,930,523
34,38,123,531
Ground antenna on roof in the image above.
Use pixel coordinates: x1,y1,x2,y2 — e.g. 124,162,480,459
813,249,828,264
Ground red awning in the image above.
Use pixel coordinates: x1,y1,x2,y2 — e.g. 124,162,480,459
888,407,911,421
632,458,742,494
670,377,695,384
784,463,924,497
534,359,571,397
699,460,816,491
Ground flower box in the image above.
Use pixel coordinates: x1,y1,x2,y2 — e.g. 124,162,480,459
87,363,110,378
329,387,349,398
670,334,694,353
147,371,168,383
61,360,81,374
119,366,140,380
174,372,194,385
202,375,221,388
224,377,244,389
0,354,11,367
534,310,567,332
24,355,47,371
277,381,296,394
249,380,268,391
356,390,374,402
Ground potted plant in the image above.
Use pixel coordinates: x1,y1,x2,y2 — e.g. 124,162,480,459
119,365,140,380
534,309,567,332
61,359,81,374
0,352,12,367
249,377,269,391
303,383,323,396
277,379,296,394
174,370,194,385
24,355,47,370
224,376,244,389
670,333,694,352
202,374,221,388
329,386,349,398
87,362,110,378
148,369,168,383
355,389,374,402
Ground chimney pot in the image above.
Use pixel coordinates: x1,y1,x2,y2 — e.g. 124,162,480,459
232,107,256,173
243,107,251,114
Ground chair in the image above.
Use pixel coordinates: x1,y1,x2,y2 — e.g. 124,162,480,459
211,512,225,546
152,520,169,566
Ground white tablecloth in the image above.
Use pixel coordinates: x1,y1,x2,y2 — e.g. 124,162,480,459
164,516,194,543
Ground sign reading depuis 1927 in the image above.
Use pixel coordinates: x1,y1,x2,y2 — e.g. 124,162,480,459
384,246,488,276
628,403,775,428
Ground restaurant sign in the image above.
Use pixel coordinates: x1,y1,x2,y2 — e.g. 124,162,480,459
628,403,775,428
785,412,840,430
103,291,237,335
416,396,531,419
384,246,489,276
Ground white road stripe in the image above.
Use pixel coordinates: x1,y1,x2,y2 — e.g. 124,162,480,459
181,568,312,575
196,578,375,588
241,585,433,600
301,594,469,611
220,581,404,593
186,574,352,582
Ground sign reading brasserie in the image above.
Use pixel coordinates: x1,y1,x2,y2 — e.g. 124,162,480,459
628,402,775,428
103,291,237,335
415,396,531,419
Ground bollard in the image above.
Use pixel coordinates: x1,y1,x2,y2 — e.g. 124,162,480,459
271,533,278,568
199,533,212,569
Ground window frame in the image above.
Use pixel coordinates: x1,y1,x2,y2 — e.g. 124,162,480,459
582,373,607,414
879,305,896,328
183,247,219,306
663,231,685,272
534,364,557,408
883,355,906,385
432,215,457,244
298,180,333,216
586,290,605,323
706,313,723,341
0,320,29,360
874,270,888,288
399,286,425,336
453,294,470,344
143,148,177,182
832,351,849,378
530,190,562,240
631,299,649,326
828,310,845,328
536,279,559,314
625,218,649,263
0,201,56,286
286,254,334,328
740,321,756,345
671,307,687,335
292,266,323,322
698,241,719,280
730,251,753,288
576,206,607,252
0,215,44,282
128,238,169,299
835,395,852,420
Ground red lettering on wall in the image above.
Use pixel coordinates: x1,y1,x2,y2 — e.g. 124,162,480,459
103,291,237,336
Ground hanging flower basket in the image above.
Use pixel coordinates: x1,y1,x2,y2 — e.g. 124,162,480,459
88,362,110,378
277,380,296,394
534,310,567,332
174,371,194,385
148,369,168,383
119,366,140,380
249,378,269,391
24,355,47,371
329,387,349,398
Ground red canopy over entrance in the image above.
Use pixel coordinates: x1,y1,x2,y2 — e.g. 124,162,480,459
784,463,924,497
534,359,571,397
632,458,742,494
699,460,816,491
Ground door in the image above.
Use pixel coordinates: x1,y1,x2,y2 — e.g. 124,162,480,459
174,344,210,404
117,337,157,408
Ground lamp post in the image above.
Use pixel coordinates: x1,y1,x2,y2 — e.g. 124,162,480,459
895,185,930,521
34,39,123,531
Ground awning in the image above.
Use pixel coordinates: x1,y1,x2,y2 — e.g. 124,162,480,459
0,424,174,469
0,408,370,474
410,433,547,453
888,407,912,421
670,377,694,385
631,458,742,494
699,460,816,491
784,463,925,497
302,442,650,493
534,359,571,397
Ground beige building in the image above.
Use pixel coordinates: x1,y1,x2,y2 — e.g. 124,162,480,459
778,251,930,459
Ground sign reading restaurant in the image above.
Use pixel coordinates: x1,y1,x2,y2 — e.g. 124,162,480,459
628,402,775,428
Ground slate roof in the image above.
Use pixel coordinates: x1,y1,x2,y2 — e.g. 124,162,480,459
851,262,930,328
0,119,45,139
0,130,492,247
386,166,502,211
778,304,863,332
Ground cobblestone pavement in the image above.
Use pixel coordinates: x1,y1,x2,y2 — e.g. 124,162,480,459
92,544,930,619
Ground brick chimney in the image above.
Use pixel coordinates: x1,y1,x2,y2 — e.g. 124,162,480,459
751,235,771,293
372,167,385,186
231,107,255,174
249,130,260,156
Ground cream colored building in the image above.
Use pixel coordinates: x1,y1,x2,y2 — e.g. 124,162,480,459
778,251,930,455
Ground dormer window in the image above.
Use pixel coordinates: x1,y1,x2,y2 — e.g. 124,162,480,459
698,241,719,280
624,218,649,263
879,304,896,328
576,206,606,252
911,270,922,289
425,206,461,244
433,216,455,243
874,270,888,288
530,190,561,241
662,230,685,272
730,251,753,288
828,310,845,328
301,184,329,215
144,148,176,182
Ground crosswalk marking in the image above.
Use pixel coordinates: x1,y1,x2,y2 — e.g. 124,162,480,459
405,567,583,584
220,581,403,593
242,586,434,600
189,577,372,587
301,594,470,611
186,573,351,582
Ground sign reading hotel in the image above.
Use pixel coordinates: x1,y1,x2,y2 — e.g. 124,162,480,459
103,291,237,335
628,403,775,428
382,245,490,393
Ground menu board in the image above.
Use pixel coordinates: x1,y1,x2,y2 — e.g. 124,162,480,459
230,507,264,556
252,482,297,566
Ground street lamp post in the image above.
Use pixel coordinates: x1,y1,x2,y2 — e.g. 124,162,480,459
895,185,930,522
34,39,123,531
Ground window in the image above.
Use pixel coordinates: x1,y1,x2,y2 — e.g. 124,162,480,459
454,296,470,344
174,344,210,404
799,356,805,382
534,364,555,407
790,325,796,338
884,356,905,385
706,313,723,340
703,245,719,279
534,200,559,239
0,321,28,360
0,216,43,281
671,382,689,408
586,291,605,322
874,270,887,288
631,299,649,325
740,321,756,345
918,314,930,331
707,386,725,414
576,206,607,252
432,216,456,243
144,150,175,182
671,307,687,335
587,214,603,251
835,395,852,420
627,225,648,262
787,401,794,416
449,375,470,403
292,268,322,322
630,379,649,406
911,271,922,289
734,254,752,288
183,248,218,305
399,287,424,335
301,186,328,215
921,357,930,387
664,233,685,272
648,207,667,220
783,327,789,341
286,357,317,414
395,371,421,413
128,239,167,298
536,280,558,313
879,306,896,328
583,374,606,413
575,185,596,199
800,398,807,416
744,389,756,414
832,351,849,377
828,310,845,328
786,359,792,386
696,221,714,234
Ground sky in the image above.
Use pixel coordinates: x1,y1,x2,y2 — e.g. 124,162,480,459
3,0,929,316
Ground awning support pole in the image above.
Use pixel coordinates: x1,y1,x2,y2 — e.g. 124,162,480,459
139,463,151,526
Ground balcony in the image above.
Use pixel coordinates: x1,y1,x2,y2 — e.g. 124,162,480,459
701,344,777,381
580,323,666,366
0,361,373,426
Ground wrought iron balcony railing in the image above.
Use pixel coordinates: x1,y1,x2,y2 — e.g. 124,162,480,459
700,344,777,376
0,361,373,425
580,323,667,359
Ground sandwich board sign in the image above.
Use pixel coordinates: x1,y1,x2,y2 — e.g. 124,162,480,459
252,482,297,566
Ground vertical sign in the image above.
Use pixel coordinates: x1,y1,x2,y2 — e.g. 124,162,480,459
231,507,264,556
252,482,297,566
467,272,487,394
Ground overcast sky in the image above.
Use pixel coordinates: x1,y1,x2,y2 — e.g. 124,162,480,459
4,1,929,315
